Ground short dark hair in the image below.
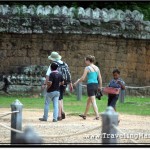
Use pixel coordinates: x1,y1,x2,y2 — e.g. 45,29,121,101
85,55,95,63
113,69,120,74
50,62,58,71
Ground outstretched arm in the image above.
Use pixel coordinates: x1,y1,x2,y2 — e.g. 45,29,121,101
73,68,88,86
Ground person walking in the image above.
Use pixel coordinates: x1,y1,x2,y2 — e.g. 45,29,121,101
39,62,64,122
74,55,102,120
107,69,125,111
42,51,73,121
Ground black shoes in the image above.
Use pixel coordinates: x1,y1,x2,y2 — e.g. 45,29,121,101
79,114,86,120
53,119,57,122
39,118,47,121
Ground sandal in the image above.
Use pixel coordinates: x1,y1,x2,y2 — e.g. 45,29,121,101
79,114,86,120
61,112,65,119
94,117,100,120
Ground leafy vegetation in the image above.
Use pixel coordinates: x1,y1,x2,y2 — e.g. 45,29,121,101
0,1,150,20
0,94,150,116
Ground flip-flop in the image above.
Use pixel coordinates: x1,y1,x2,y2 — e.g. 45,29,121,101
79,114,86,120
94,117,99,120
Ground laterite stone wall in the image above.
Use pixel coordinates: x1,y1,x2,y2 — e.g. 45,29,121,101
0,33,149,86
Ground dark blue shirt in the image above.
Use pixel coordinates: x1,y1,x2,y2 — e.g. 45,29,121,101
109,78,125,89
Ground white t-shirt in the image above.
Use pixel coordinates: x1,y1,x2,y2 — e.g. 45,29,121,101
46,60,64,76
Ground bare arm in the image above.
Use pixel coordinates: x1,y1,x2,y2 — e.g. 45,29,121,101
44,66,51,85
47,81,52,89
42,75,49,89
45,76,49,84
69,82,73,92
98,69,102,90
74,68,88,86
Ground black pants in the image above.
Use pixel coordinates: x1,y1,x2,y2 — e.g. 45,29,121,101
108,94,119,109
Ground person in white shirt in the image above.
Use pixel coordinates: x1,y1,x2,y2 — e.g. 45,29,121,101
42,52,73,121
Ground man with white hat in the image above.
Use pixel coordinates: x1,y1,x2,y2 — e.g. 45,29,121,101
42,51,73,121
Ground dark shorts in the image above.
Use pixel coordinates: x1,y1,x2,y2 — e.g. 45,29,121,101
108,94,119,109
87,83,98,97
59,85,67,100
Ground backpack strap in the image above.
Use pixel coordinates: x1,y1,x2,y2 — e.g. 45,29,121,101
53,61,59,65
54,61,65,66
88,66,98,74
86,66,92,72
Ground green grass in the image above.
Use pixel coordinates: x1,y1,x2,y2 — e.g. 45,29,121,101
0,94,150,116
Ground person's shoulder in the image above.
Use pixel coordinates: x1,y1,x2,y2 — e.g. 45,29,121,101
85,66,90,71
119,78,125,82
49,72,55,76
58,60,68,67
95,65,99,71
109,79,114,83
119,78,125,84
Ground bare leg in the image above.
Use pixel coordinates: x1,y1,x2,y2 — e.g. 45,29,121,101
61,99,64,112
58,100,62,118
91,96,99,118
83,97,91,116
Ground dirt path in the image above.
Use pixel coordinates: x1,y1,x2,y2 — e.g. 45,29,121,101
0,108,150,144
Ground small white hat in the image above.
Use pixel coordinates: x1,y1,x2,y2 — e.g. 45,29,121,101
48,51,62,61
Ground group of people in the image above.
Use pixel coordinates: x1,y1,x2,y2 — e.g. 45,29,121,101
39,51,125,122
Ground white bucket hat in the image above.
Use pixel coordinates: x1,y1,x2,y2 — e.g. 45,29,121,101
48,51,62,61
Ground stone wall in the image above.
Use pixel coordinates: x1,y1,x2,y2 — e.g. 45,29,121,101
0,5,150,39
0,33,149,87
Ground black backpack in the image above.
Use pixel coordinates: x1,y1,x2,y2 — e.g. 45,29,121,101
55,61,71,84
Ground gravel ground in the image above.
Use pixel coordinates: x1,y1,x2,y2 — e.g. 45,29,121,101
0,108,150,145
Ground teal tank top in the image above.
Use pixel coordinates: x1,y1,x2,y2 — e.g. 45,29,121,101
87,66,98,84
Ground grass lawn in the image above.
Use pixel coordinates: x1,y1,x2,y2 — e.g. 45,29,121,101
0,94,150,116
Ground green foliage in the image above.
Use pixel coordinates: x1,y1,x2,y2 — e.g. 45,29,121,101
0,94,150,116
71,2,78,9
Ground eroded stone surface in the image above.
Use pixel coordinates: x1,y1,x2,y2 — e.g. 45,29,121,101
0,5,149,39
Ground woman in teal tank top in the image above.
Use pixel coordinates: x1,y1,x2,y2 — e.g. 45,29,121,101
74,55,102,120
